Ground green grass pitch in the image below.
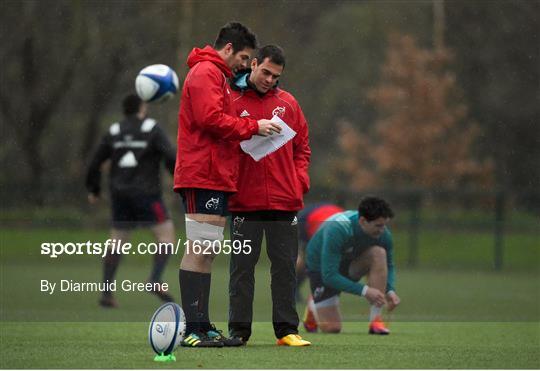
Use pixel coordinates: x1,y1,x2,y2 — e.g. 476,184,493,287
1,228,539,368
2,322,539,369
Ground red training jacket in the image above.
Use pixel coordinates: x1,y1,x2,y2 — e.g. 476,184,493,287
174,46,259,193
228,83,311,211
306,204,345,239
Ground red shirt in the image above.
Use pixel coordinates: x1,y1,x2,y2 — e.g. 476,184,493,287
174,46,258,193
228,84,311,211
305,204,345,239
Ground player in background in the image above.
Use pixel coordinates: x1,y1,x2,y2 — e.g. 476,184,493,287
303,196,401,334
86,94,176,308
227,45,311,346
174,23,281,348
296,203,345,302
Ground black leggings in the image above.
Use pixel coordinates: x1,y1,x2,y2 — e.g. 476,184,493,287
228,210,299,340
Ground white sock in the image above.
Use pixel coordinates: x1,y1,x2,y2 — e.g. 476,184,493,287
369,305,383,321
307,296,319,323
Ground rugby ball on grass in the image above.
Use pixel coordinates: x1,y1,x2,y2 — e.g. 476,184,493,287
148,302,185,355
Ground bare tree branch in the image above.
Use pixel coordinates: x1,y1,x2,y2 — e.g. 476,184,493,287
0,89,14,124
38,37,88,123
80,52,124,161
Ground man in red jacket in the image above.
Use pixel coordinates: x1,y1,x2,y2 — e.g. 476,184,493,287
227,45,312,346
174,23,281,348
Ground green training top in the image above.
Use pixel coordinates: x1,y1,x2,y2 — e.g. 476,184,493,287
305,210,395,296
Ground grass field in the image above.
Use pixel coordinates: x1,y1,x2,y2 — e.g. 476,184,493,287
1,228,539,368
2,322,538,369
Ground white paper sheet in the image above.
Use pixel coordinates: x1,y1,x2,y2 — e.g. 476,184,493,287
240,115,296,161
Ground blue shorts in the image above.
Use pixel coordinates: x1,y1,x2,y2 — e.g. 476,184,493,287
111,193,169,229
307,270,343,303
308,259,356,303
180,188,230,216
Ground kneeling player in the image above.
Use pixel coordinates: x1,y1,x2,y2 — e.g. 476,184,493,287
303,196,400,334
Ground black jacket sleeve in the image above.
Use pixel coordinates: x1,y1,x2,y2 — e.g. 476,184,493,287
85,134,112,196
153,125,176,175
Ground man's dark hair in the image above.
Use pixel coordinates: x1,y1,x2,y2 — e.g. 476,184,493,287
256,44,286,67
358,196,394,221
214,22,258,53
122,94,142,116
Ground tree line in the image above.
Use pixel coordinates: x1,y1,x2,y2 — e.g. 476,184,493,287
1,0,538,208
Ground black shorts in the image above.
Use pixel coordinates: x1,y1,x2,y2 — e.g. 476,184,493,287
111,193,169,229
307,259,355,304
180,188,230,216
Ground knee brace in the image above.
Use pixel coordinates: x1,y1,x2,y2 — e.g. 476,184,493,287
185,216,224,243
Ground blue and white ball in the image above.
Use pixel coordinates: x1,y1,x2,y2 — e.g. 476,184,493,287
135,64,179,103
148,302,186,355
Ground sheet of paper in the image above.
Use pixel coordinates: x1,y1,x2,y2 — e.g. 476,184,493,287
240,115,296,161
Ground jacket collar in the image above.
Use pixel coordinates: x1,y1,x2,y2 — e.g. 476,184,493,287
231,70,279,97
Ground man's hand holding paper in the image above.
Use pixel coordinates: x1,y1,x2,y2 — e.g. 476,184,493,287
240,115,297,161
257,119,283,136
